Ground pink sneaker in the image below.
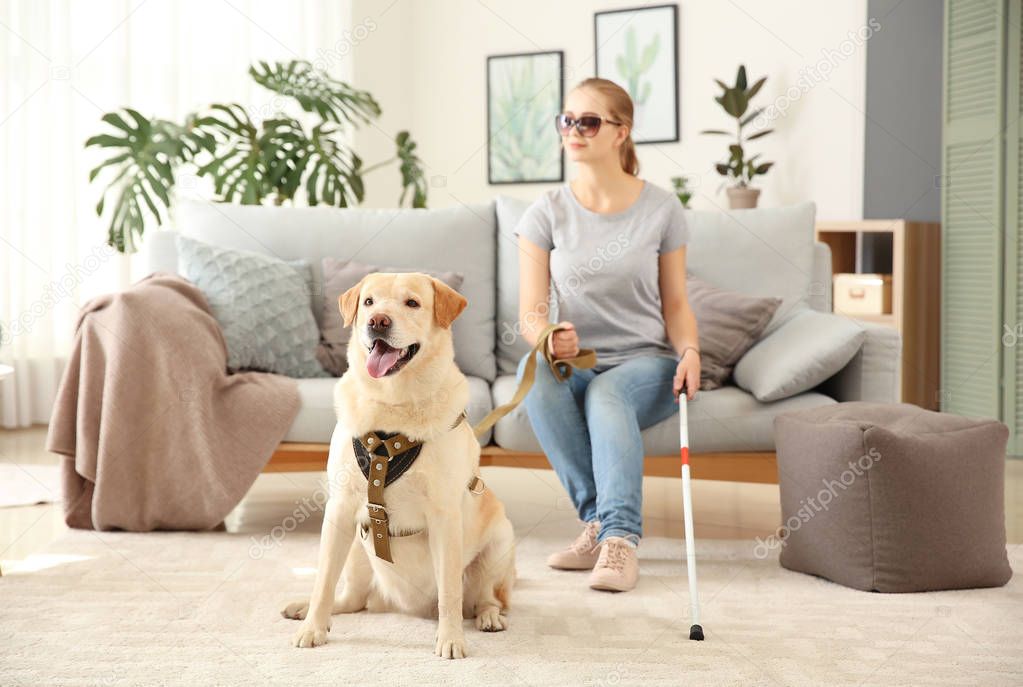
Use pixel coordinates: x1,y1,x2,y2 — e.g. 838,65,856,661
547,520,601,570
588,536,639,592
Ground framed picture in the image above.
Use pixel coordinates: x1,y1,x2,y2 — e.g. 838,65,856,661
594,4,679,144
486,50,565,185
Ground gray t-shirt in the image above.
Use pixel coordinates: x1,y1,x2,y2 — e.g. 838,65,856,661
513,180,690,371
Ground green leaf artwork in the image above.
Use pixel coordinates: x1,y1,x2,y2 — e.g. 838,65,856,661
488,52,563,184
616,27,659,107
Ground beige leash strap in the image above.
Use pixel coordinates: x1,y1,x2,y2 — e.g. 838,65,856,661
471,322,597,439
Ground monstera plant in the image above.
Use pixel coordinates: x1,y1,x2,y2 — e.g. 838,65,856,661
86,60,428,253
701,65,774,209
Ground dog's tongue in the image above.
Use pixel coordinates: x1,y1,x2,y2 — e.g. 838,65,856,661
366,340,401,378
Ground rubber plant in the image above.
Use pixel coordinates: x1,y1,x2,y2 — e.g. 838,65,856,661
86,60,428,253
701,65,773,208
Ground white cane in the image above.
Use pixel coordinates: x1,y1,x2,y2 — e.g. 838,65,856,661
678,382,704,641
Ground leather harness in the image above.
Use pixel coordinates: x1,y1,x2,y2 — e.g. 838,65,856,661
353,409,483,562
351,322,597,564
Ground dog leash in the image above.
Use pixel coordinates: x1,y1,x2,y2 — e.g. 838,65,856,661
470,322,597,439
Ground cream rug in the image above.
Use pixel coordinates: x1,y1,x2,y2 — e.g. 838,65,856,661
0,528,1021,687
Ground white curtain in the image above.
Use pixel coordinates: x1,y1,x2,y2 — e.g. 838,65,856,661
0,0,350,428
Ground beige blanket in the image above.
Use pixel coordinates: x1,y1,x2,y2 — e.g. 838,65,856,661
46,272,301,531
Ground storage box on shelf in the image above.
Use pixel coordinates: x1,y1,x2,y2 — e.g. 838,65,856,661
815,220,941,410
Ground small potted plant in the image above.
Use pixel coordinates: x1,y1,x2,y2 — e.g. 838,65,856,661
702,65,774,209
670,175,693,209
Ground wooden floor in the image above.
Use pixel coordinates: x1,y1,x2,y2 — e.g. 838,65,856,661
2,425,1022,572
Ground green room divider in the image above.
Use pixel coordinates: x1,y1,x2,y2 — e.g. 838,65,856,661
941,0,1022,455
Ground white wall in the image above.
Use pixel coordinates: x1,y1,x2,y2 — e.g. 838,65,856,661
350,0,869,220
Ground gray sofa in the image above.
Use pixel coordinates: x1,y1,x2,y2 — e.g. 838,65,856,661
143,196,900,461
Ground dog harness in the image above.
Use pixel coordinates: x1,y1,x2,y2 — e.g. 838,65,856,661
353,409,485,562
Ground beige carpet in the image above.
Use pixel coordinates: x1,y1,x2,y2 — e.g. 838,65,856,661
0,528,1021,687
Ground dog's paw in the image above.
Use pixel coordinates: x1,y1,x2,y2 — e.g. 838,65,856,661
434,632,468,659
474,607,507,632
281,600,309,620
291,621,330,649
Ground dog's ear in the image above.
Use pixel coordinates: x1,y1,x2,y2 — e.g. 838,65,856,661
339,278,365,328
432,277,467,329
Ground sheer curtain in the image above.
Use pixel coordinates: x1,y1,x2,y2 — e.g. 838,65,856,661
0,0,350,427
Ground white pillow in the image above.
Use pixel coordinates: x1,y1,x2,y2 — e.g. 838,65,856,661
733,308,866,401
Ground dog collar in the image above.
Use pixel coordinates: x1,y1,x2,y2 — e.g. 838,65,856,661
353,409,477,563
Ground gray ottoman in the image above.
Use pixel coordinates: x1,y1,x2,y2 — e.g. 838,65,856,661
773,401,1012,592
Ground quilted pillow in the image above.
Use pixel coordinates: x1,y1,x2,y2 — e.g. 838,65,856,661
176,235,328,378
318,258,465,376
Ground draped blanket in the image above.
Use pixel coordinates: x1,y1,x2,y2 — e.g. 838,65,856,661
46,272,301,531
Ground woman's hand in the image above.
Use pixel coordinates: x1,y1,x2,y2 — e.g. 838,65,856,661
673,348,700,402
546,321,580,359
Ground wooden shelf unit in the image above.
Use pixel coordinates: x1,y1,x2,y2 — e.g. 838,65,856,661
815,220,941,409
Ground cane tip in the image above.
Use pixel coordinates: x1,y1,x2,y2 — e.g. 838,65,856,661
689,624,704,641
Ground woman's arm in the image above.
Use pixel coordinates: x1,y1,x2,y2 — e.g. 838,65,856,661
518,236,578,358
518,235,553,347
659,245,701,399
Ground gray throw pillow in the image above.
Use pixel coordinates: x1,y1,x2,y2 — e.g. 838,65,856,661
688,275,781,390
318,258,465,376
176,235,328,378
734,308,866,401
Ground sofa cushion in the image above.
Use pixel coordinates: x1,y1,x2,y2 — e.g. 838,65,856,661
284,376,495,445
491,375,836,454
175,235,327,378
317,258,465,376
734,309,866,401
170,198,498,381
688,275,780,390
683,202,817,336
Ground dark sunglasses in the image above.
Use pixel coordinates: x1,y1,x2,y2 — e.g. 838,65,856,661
554,113,622,137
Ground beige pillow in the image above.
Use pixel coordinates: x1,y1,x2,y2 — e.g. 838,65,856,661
688,275,781,390
318,258,465,376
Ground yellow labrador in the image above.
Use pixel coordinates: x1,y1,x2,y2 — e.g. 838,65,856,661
282,272,515,659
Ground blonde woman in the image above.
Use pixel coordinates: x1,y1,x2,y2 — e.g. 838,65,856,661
513,78,700,592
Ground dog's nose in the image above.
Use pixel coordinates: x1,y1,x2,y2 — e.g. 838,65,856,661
367,312,391,333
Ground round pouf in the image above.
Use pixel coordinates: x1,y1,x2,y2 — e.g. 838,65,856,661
771,401,1012,592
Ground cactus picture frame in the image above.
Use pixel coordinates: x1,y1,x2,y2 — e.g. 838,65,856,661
594,4,679,144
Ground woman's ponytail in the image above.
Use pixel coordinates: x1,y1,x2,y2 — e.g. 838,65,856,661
619,136,640,176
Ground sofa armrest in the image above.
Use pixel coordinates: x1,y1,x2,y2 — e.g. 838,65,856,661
818,320,901,403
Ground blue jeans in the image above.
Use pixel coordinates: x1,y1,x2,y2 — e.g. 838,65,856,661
516,350,680,546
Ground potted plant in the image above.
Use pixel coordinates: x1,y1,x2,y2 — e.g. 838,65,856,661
86,60,428,253
670,175,693,209
701,65,774,209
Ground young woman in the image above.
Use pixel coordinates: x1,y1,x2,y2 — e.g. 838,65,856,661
513,77,700,592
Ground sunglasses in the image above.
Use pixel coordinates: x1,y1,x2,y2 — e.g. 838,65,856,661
554,113,623,137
